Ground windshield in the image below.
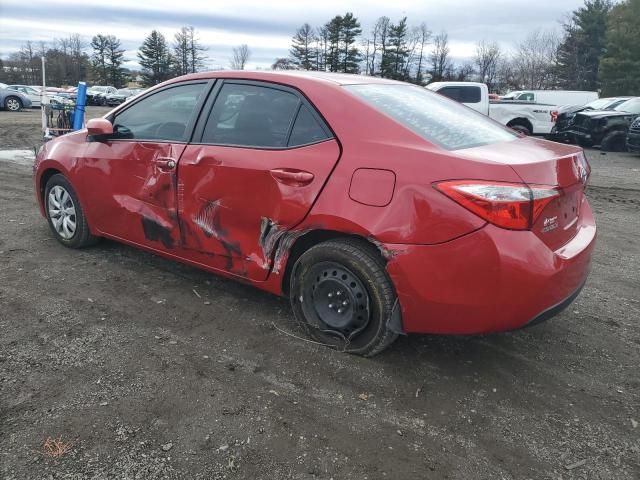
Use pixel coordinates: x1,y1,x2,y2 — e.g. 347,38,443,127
345,84,517,150
586,98,613,110
613,98,640,114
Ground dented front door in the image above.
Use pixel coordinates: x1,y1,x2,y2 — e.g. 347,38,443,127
80,141,184,250
177,140,341,280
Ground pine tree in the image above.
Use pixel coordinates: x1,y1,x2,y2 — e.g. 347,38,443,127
106,36,125,87
325,16,342,72
340,12,362,73
382,17,409,79
90,34,109,84
599,0,640,95
556,0,612,90
290,23,317,70
137,30,173,87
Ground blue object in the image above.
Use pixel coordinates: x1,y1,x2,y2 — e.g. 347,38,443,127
72,81,87,130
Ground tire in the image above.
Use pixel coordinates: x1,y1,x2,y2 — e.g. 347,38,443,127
290,238,399,357
44,174,98,248
509,123,532,136
600,131,628,152
4,96,22,112
575,136,594,148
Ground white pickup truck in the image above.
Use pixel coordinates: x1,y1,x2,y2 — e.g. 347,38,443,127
426,82,558,136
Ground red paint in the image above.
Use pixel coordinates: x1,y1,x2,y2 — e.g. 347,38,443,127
34,71,596,335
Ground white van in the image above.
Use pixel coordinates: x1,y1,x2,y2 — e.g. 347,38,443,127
501,90,599,107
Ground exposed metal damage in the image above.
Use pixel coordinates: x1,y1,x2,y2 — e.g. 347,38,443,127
193,199,223,238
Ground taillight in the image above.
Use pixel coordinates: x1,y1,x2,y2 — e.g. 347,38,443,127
434,180,560,230
551,110,558,123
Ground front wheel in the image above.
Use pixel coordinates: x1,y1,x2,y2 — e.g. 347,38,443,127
4,96,22,112
509,123,532,136
44,174,98,248
290,238,398,357
600,131,627,152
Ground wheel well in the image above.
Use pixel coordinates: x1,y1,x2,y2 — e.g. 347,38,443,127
39,168,62,201
280,230,386,296
507,118,533,132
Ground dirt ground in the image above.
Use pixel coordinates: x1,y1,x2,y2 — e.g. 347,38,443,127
0,108,639,479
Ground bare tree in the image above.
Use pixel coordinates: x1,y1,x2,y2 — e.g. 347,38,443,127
412,23,431,84
512,29,560,89
428,31,451,82
230,44,251,70
369,16,390,75
475,40,501,91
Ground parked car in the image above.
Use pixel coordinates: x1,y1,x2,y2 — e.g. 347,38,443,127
87,86,117,105
501,90,599,106
627,117,640,153
33,72,596,356
549,97,633,143
7,84,46,107
427,81,558,135
105,88,144,106
566,97,640,151
0,86,32,111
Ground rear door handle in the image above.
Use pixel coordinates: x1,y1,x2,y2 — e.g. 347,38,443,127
270,168,314,186
156,157,177,170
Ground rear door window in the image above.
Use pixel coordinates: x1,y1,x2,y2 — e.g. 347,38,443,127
202,83,300,148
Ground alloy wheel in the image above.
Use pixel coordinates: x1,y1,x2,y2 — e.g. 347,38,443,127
48,185,77,240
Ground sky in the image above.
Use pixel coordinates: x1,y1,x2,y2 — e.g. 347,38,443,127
0,0,587,70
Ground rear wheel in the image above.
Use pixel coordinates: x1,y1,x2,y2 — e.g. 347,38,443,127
4,96,22,112
600,131,627,152
44,174,98,248
290,238,398,357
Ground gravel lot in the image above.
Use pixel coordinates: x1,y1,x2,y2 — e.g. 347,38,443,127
1,108,639,479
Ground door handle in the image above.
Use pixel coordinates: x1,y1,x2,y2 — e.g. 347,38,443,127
156,157,177,170
270,168,314,186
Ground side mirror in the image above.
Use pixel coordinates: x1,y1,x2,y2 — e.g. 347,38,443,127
87,118,113,136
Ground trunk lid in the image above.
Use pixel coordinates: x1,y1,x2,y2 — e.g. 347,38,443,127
458,137,589,250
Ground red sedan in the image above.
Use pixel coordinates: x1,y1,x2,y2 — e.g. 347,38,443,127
34,72,596,356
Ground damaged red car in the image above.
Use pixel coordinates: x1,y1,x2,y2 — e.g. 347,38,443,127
34,72,596,356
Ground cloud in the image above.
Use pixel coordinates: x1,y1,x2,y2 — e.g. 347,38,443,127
0,0,584,68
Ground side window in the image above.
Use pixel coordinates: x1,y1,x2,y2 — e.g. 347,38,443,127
458,86,481,103
518,92,534,101
288,105,330,147
438,87,461,102
112,83,206,142
202,83,300,148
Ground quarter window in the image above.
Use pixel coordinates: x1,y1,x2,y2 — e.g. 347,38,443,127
202,83,300,148
288,105,330,147
111,83,206,142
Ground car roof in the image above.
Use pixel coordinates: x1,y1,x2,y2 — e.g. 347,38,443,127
168,70,404,86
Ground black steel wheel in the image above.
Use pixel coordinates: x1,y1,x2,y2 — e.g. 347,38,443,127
290,238,399,357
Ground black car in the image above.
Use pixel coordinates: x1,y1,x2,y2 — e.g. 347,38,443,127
567,98,640,152
105,88,143,106
549,97,631,143
627,117,640,153
86,86,117,106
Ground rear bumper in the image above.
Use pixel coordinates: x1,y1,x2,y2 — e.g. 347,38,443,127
385,199,596,335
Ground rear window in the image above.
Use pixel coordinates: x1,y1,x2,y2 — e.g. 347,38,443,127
438,86,482,104
346,84,516,150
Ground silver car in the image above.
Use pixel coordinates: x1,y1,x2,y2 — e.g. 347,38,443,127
0,85,32,111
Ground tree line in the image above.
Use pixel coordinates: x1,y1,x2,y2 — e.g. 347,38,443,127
1,0,637,95
0,27,212,88
276,0,639,95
